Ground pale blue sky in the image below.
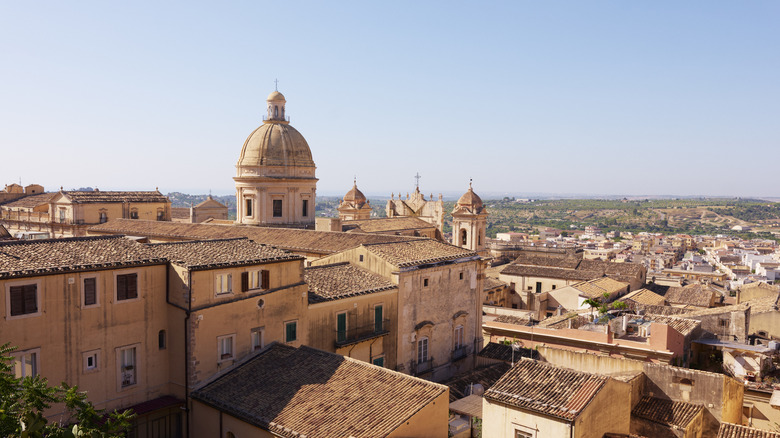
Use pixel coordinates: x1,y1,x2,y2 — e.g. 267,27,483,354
1,1,778,198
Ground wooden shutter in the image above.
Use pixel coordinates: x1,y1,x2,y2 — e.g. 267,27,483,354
127,274,138,299
261,270,270,290
241,272,248,292
23,285,37,314
9,286,24,316
117,275,127,300
374,305,383,332
83,278,97,306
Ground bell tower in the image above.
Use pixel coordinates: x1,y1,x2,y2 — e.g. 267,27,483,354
451,181,488,255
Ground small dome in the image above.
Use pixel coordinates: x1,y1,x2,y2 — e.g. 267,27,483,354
457,187,483,209
343,182,367,205
267,91,286,101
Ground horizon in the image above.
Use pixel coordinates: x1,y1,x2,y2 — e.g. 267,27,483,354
2,2,778,198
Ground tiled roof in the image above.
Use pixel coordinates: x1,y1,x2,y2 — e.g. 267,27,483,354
364,239,478,268
718,423,780,438
442,363,511,402
0,193,57,208
60,190,169,203
191,344,447,438
0,236,165,278
146,238,301,269
0,224,10,239
484,359,607,421
342,217,435,233
537,313,591,329
634,314,700,337
484,277,507,291
665,284,716,307
305,262,395,303
500,264,603,281
740,282,780,292
573,277,628,299
88,219,417,255
493,314,534,326
619,288,665,306
632,396,703,429
478,342,539,363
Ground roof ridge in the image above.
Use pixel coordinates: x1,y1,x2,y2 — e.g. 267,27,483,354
304,261,351,271
0,234,124,247
146,237,250,247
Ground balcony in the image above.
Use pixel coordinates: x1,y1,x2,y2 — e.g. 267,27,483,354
334,319,390,348
452,345,469,362
412,358,434,376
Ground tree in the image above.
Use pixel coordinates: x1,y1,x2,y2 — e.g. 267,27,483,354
0,344,134,438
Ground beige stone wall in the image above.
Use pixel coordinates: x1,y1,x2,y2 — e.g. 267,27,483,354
1,264,174,414
306,288,398,369
235,178,316,227
387,389,449,438
190,400,276,438
750,309,780,338
574,379,631,438
482,399,573,438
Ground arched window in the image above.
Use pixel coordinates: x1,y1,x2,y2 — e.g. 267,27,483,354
226,433,236,438
274,106,278,118
454,325,464,349
461,229,468,246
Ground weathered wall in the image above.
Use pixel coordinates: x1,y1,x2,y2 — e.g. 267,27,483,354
481,399,572,438
387,389,449,438
574,379,631,438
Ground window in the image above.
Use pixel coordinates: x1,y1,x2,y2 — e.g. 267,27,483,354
245,199,253,217
374,305,383,332
417,337,429,363
9,284,38,316
454,325,464,349
514,429,534,438
552,285,556,290
535,282,542,293
372,356,384,367
719,319,730,328
83,350,99,372
459,272,464,280
129,210,139,219
273,199,283,217
336,312,347,342
216,273,232,295
12,349,39,378
285,321,297,343
302,199,308,217
218,335,235,362
116,273,138,301
59,208,66,223
99,212,108,223
157,210,165,221
251,327,265,351
359,255,364,262
423,278,429,287
83,277,97,307
461,229,467,246
119,346,136,388
158,330,166,350
242,269,269,291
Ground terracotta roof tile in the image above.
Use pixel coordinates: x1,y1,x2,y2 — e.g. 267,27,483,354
305,262,395,303
636,314,700,336
442,363,511,402
364,239,478,268
477,342,538,363
619,288,666,306
718,423,780,438
88,219,416,255
0,236,164,278
61,190,169,203
191,344,447,438
632,396,703,428
146,238,301,269
342,217,435,233
0,192,57,208
484,277,507,291
573,277,628,299
665,284,716,307
484,359,607,421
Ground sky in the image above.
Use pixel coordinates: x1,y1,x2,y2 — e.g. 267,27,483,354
1,1,778,199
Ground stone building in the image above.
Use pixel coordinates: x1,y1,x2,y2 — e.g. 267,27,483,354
386,186,444,233
234,90,317,228
451,182,488,256
337,180,372,221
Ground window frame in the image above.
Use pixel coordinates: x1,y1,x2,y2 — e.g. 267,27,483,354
251,327,265,351
116,344,139,391
12,348,40,378
81,275,99,308
301,199,309,217
215,273,233,295
417,336,429,364
272,199,283,218
5,279,42,320
217,334,236,363
82,349,100,373
454,325,464,349
285,320,298,343
115,271,139,303
245,198,253,218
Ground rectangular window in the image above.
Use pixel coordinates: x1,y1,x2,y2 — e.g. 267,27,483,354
273,199,283,217
130,210,139,219
83,277,97,307
116,273,138,301
302,199,308,217
9,284,37,316
337,312,347,342
157,210,165,221
423,278,429,287
216,273,232,295
242,269,269,291
285,321,297,343
59,208,66,223
218,335,235,361
459,272,464,280
83,350,99,372
119,347,136,388
374,305,383,332
12,349,39,378
417,337,429,363
454,325,464,349
245,199,253,217
251,327,265,351
535,282,542,293
99,212,108,223
372,356,384,368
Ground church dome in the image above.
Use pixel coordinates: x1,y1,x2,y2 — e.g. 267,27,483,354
267,91,286,101
453,182,485,215
343,182,367,206
237,123,315,169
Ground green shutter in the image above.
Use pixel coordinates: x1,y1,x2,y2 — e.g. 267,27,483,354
337,313,347,342
286,322,297,342
374,306,383,332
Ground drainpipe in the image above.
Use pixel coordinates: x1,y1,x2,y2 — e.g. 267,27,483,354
184,270,192,437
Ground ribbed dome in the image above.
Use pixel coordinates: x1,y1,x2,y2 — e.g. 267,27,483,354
267,91,286,101
457,187,483,209
343,183,367,206
237,122,315,170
